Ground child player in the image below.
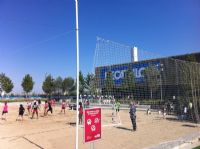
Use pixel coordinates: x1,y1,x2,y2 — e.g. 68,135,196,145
16,104,25,121
78,102,83,125
61,100,66,114
1,102,8,120
31,102,39,119
44,101,48,116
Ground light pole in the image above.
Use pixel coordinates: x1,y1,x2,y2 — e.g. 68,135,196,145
160,64,163,102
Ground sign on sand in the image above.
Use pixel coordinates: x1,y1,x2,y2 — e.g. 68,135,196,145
84,108,101,143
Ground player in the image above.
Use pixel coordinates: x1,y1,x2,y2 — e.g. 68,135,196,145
78,102,83,125
115,101,121,115
16,104,25,121
1,102,8,120
31,102,39,119
44,101,48,116
61,100,66,114
27,101,32,115
47,100,53,114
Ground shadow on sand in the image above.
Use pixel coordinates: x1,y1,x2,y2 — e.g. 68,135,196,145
115,126,132,132
182,124,198,128
66,122,76,126
166,117,198,128
166,117,179,121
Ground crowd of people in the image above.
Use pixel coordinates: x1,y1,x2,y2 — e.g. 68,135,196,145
0,99,68,121
2,98,193,132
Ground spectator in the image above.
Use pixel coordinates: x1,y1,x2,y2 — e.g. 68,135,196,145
183,106,188,120
86,100,89,108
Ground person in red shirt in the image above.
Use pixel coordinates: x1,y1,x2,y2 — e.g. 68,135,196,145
44,101,48,116
78,102,83,125
61,100,66,114
31,102,39,119
1,102,8,120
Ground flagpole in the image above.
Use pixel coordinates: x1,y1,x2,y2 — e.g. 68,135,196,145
75,0,80,149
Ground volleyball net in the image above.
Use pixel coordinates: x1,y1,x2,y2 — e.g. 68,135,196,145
91,37,200,123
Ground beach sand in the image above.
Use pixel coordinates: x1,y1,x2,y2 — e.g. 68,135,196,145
0,103,199,149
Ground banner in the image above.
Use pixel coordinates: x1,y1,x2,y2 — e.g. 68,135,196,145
99,61,160,85
84,108,101,143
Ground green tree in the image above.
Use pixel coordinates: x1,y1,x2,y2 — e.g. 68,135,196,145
79,71,86,95
21,74,34,98
142,65,159,99
62,77,75,96
182,62,200,122
42,75,54,98
121,69,135,97
185,54,197,62
0,74,14,95
0,73,6,89
85,73,96,95
104,71,114,95
54,76,63,97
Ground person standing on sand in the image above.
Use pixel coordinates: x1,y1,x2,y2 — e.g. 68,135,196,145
44,101,48,116
188,101,193,121
61,100,66,114
78,102,83,125
183,106,188,120
31,102,39,119
129,102,137,131
163,104,167,119
47,100,53,114
27,101,32,115
115,101,121,115
38,99,41,109
1,102,8,120
16,104,25,121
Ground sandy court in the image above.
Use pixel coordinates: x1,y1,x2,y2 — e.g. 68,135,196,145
0,102,199,149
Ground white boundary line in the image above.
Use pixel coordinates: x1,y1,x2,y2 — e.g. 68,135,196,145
102,123,122,127
79,123,122,128
79,112,122,128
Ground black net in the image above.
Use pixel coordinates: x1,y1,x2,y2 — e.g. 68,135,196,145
93,37,200,123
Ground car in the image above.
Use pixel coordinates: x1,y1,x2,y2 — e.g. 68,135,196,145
69,103,77,110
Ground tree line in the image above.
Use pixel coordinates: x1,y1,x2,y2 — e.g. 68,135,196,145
42,72,96,98
0,72,95,98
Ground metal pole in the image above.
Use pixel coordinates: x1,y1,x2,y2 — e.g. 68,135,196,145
160,74,163,101
75,0,80,149
160,66,163,101
90,142,94,149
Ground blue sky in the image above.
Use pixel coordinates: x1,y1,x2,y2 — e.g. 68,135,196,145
0,0,199,93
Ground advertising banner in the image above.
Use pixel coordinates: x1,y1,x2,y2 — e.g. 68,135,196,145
84,108,101,143
99,61,160,85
